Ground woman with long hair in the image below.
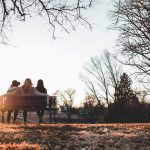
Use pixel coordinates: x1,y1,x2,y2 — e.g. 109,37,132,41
36,79,47,123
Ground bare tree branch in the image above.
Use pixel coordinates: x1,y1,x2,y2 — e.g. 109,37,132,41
0,0,96,43
80,50,121,106
111,0,150,81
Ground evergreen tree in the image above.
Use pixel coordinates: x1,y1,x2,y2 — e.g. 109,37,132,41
108,72,140,122
115,73,139,104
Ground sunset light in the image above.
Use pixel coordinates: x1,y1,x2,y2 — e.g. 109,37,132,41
0,0,116,106
0,0,150,149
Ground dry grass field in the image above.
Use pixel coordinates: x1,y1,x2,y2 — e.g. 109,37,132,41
0,123,150,150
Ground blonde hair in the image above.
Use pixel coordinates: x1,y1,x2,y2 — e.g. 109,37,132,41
22,78,33,93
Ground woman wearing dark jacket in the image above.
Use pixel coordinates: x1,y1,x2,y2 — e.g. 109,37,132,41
36,79,47,123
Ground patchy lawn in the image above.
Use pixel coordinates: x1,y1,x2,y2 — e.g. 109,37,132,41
0,123,150,149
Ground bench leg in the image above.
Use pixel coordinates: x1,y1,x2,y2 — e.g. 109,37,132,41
53,112,55,123
1,112,4,123
53,109,57,123
49,110,51,123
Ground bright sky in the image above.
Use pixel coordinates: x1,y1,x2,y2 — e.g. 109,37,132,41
0,0,118,106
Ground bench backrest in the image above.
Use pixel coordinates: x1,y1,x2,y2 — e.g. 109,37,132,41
0,95,57,109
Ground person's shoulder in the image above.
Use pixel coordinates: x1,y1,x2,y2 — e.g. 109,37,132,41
31,86,37,92
18,86,22,90
31,86,35,90
44,88,47,93
7,86,18,93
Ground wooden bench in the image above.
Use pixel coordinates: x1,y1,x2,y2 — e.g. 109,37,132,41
0,95,58,123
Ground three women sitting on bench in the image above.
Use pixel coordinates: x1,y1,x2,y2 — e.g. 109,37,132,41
6,78,49,123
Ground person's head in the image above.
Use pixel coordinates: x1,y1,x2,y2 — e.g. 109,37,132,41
22,78,33,93
11,80,20,87
37,79,44,87
24,78,33,87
